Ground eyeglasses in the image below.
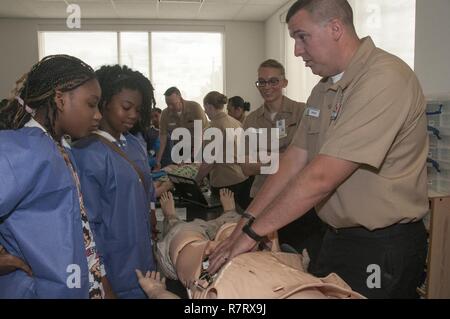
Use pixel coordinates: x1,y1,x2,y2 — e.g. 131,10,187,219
255,77,282,88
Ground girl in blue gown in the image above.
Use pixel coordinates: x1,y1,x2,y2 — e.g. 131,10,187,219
0,55,113,298
72,65,157,298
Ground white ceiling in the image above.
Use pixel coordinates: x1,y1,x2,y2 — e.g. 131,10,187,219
0,0,292,21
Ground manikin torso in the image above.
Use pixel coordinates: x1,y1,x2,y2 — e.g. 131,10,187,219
169,223,365,299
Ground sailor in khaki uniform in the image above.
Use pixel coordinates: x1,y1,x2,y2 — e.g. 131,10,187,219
242,83,305,198
195,91,252,210
156,87,208,169
209,0,428,299
243,62,305,198
243,59,324,259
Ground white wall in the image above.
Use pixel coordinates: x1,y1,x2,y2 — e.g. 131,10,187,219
415,0,450,97
265,0,316,104
0,19,39,99
265,0,294,63
224,21,265,110
266,0,450,99
0,18,265,108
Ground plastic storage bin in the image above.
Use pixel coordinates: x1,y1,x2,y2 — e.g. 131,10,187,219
427,158,450,194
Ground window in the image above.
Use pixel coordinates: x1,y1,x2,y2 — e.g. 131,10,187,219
39,31,224,109
151,32,223,109
119,32,150,79
284,0,416,103
40,32,118,70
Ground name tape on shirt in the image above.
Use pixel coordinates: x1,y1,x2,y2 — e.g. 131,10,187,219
306,107,320,118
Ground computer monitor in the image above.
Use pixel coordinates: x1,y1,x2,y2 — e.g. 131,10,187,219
167,173,221,208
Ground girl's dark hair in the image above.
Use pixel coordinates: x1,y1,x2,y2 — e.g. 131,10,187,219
0,54,96,137
228,96,250,112
95,65,156,134
204,91,227,110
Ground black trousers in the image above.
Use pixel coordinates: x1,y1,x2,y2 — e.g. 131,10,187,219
277,208,326,271
311,221,427,299
211,178,253,211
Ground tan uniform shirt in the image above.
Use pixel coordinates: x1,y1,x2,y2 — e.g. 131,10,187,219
243,96,306,197
292,37,428,230
160,100,208,145
205,111,248,188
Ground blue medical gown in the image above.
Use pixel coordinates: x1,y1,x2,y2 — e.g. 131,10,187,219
0,128,91,298
72,133,156,299
143,127,173,168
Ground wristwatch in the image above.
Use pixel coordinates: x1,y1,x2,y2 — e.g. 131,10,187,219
242,220,265,242
241,211,255,226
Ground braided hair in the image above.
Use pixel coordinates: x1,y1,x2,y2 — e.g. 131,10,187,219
95,65,156,135
0,55,96,138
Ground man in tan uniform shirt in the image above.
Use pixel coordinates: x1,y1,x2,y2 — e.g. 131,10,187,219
243,59,306,198
156,87,208,169
243,59,325,262
209,0,428,299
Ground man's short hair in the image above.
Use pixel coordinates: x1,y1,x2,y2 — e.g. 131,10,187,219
164,87,181,97
258,59,286,77
286,0,355,30
152,107,162,114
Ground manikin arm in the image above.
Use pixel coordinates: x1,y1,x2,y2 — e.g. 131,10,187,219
136,270,180,299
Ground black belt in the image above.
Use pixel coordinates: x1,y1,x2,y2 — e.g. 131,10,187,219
327,220,424,237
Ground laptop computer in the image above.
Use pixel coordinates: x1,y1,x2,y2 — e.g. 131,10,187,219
167,173,221,208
